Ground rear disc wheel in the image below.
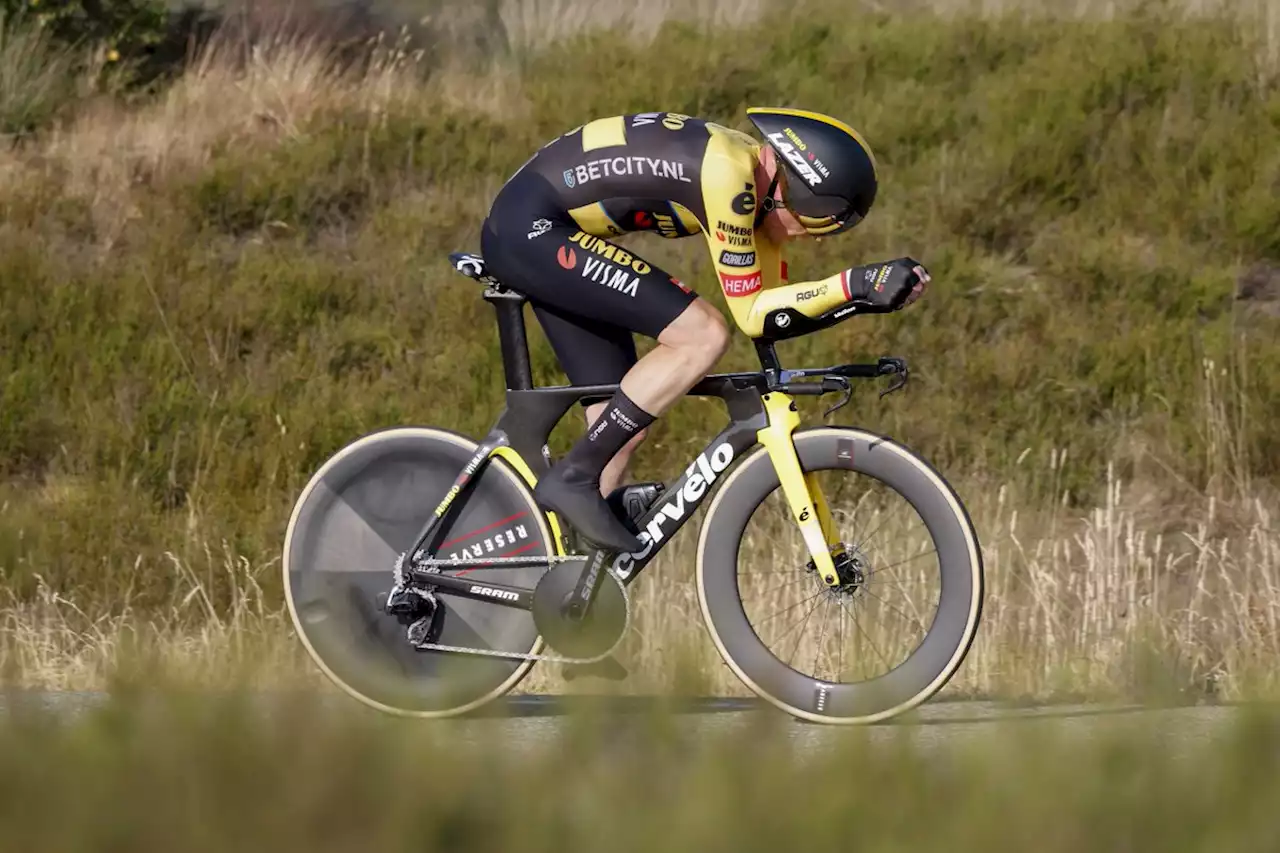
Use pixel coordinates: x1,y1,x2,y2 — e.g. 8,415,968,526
283,427,554,717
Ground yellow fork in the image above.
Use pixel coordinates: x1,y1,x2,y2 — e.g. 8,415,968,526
758,393,841,586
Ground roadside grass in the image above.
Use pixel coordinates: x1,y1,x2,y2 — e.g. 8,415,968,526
5,449,1278,703
0,687,1277,852
1,2,1278,700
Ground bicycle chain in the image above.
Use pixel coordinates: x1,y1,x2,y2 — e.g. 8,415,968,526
395,553,632,666
393,551,587,585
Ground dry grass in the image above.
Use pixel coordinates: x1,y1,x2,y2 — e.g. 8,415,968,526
0,542,314,692
2,0,1278,706
5,463,1275,703
9,25,429,244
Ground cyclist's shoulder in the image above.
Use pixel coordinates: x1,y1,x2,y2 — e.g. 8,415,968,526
539,112,755,151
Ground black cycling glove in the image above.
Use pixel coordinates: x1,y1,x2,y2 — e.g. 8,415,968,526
846,258,927,312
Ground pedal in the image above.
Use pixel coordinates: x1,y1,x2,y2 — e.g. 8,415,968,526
605,482,666,533
562,655,629,682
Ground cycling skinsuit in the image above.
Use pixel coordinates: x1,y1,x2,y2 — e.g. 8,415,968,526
479,112,859,390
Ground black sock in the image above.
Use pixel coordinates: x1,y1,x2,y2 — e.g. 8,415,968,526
557,389,655,487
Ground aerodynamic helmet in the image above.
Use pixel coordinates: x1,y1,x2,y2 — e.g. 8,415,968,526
746,107,878,237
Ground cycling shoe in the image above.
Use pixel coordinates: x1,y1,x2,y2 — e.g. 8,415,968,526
605,482,665,534
534,468,642,554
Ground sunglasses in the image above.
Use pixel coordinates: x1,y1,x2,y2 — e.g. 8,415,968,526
754,166,862,236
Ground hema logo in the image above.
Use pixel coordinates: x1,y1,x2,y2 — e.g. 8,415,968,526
613,442,735,578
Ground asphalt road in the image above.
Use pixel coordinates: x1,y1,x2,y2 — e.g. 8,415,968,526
0,691,1265,758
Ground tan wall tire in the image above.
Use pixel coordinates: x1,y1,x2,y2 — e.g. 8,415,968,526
695,427,983,724
283,426,552,718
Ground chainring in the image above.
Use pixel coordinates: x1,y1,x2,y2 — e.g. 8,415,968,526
531,561,628,659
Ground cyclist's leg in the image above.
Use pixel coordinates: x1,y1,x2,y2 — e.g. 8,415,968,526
529,304,644,493
481,218,727,551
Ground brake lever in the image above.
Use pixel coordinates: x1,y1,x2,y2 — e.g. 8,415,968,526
877,357,909,398
822,376,852,419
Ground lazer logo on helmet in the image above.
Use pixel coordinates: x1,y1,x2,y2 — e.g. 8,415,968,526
720,271,762,297
768,132,823,187
613,442,737,578
563,156,692,188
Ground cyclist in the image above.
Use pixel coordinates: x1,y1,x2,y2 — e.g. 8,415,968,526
479,108,929,554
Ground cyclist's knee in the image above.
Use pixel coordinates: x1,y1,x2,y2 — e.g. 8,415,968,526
662,300,731,363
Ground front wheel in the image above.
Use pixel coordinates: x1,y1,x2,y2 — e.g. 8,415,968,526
696,427,983,724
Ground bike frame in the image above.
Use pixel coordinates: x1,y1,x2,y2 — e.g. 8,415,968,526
399,280,905,612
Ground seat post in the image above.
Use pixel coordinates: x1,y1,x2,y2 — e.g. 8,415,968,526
484,287,534,391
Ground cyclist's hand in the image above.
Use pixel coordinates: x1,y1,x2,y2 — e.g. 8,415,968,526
848,258,930,312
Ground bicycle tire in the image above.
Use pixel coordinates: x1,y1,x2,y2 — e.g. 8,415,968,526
283,426,554,717
696,426,983,724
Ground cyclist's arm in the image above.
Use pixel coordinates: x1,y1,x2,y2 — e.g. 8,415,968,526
698,137,854,337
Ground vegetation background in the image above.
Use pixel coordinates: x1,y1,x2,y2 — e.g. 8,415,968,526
0,0,1278,701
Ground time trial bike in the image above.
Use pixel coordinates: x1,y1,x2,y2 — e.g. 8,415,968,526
282,251,984,724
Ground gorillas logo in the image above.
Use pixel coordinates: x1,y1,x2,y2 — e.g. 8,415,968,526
612,442,736,578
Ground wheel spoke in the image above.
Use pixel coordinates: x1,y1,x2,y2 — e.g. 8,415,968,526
865,546,939,577
752,587,827,630
811,595,834,678
850,502,914,557
835,594,893,673
859,585,929,638
784,591,827,668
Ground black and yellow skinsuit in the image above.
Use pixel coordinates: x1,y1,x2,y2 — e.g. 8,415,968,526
479,110,866,387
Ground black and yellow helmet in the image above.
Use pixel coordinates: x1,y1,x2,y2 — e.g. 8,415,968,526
746,107,878,237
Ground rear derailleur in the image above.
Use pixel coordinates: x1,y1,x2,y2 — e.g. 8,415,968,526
384,585,445,648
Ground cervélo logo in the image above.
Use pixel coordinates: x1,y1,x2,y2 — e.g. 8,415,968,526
719,271,762,297
613,442,736,578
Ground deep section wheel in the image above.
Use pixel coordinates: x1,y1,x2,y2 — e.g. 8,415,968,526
283,427,554,717
696,427,983,724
